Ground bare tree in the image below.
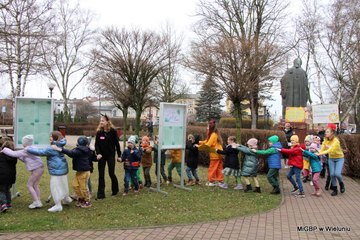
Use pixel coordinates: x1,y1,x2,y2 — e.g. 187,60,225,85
189,0,288,136
154,23,188,103
0,0,53,99
89,69,132,148
41,0,96,120
318,0,360,123
94,27,178,135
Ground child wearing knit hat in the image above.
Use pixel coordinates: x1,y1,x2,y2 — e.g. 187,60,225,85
252,135,282,194
237,138,261,193
140,136,153,188
278,135,305,198
302,135,313,183
1,135,44,209
302,143,322,196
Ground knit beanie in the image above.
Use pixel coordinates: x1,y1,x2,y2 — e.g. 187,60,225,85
309,143,319,152
128,135,137,145
268,135,279,144
77,136,88,146
141,136,150,148
22,135,34,147
312,135,321,142
290,135,299,143
247,138,258,149
304,135,313,143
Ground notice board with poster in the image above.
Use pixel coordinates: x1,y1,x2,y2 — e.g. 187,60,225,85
312,104,339,124
158,103,187,149
285,107,306,123
14,97,54,149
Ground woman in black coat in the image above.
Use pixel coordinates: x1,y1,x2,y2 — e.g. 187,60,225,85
0,140,17,212
95,115,121,199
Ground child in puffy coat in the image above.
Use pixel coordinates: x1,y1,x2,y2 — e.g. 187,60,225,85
140,136,152,188
52,136,93,208
27,131,72,212
237,138,261,193
253,135,282,194
121,136,141,195
1,135,44,209
278,135,305,198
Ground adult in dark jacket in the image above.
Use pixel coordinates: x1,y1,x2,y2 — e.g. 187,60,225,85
95,115,121,199
185,134,200,186
283,122,294,168
0,140,17,212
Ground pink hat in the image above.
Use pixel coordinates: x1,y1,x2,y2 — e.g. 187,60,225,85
309,143,319,151
247,138,258,149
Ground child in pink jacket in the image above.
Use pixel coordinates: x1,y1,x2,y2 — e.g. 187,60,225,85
1,135,44,209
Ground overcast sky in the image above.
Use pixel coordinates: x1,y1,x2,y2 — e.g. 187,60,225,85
1,0,310,120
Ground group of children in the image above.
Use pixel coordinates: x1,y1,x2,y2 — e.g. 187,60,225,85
0,121,344,213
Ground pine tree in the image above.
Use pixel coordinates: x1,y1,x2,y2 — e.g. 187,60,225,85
195,76,223,122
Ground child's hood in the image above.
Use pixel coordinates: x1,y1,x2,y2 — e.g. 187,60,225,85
272,141,282,149
53,138,66,148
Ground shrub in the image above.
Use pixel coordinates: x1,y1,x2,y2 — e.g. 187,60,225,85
217,117,274,129
186,126,287,173
338,134,360,178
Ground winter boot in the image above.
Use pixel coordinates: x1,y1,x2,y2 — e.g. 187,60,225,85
339,182,345,193
244,184,253,193
271,186,281,194
330,186,338,196
253,187,261,193
325,177,331,190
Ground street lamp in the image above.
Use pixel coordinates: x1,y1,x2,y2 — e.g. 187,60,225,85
47,82,56,98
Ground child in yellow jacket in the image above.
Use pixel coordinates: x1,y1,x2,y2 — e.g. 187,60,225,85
166,149,182,184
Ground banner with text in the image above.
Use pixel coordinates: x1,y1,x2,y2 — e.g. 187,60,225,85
312,104,339,124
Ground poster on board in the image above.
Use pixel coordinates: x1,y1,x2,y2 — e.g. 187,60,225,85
14,97,54,149
159,103,187,149
312,104,339,124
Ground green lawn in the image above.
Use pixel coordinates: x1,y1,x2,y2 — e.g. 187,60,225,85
0,155,281,233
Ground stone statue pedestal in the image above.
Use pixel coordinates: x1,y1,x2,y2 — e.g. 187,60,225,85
279,119,308,144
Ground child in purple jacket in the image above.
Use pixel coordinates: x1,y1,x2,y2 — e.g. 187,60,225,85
1,135,44,209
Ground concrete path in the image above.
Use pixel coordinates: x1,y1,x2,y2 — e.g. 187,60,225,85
1,172,359,240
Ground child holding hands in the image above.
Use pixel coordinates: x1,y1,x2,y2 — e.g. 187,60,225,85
216,136,242,190
1,135,44,209
120,136,141,195
237,138,261,193
302,143,322,196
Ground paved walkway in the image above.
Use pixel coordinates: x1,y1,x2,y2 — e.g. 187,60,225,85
1,171,360,240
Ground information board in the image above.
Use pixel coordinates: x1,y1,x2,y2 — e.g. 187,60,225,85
14,97,54,149
312,104,339,124
158,103,187,150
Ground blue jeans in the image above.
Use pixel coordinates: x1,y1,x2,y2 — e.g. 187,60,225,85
328,158,344,187
186,166,199,181
287,167,304,193
124,169,138,193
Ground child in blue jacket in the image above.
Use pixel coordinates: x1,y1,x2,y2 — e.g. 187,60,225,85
120,136,141,195
253,135,282,194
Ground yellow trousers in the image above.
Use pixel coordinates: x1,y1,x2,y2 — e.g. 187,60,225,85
72,171,90,202
243,176,260,187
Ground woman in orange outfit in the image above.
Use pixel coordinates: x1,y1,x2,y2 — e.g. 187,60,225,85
198,119,224,186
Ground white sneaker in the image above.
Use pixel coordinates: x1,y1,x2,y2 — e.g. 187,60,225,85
206,182,217,187
310,181,314,186
48,205,63,212
28,201,43,209
63,196,73,205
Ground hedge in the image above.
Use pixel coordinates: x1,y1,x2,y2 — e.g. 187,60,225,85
338,134,360,178
218,117,274,129
186,126,287,174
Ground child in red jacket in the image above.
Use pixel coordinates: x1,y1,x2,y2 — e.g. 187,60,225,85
278,135,305,198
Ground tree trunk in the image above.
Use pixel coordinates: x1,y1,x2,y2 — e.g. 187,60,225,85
250,97,257,130
135,109,142,136
122,108,128,149
233,101,242,144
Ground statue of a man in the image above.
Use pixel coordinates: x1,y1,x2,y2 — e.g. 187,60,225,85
280,58,311,118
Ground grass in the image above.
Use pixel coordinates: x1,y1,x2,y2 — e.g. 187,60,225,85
0,153,281,233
